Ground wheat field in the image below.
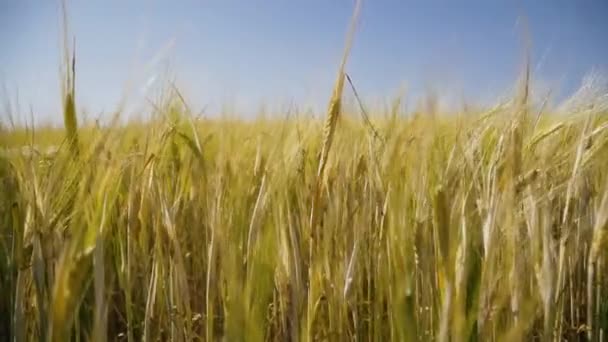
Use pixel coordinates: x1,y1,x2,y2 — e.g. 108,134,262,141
2,3,608,342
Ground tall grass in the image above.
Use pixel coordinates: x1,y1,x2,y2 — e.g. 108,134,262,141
1,2,608,342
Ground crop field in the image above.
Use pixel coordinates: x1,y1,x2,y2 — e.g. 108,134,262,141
2,3,608,342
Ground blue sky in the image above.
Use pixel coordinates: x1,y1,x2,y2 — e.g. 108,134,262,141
1,0,607,123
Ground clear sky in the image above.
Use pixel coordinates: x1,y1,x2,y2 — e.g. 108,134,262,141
1,0,607,123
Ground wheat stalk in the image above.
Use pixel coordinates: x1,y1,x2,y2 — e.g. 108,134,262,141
587,179,608,340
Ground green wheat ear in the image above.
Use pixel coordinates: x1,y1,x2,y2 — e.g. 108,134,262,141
62,0,78,156
64,89,78,154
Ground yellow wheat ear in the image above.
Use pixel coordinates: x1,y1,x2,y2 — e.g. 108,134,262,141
316,0,362,180
310,0,361,232
310,0,362,236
